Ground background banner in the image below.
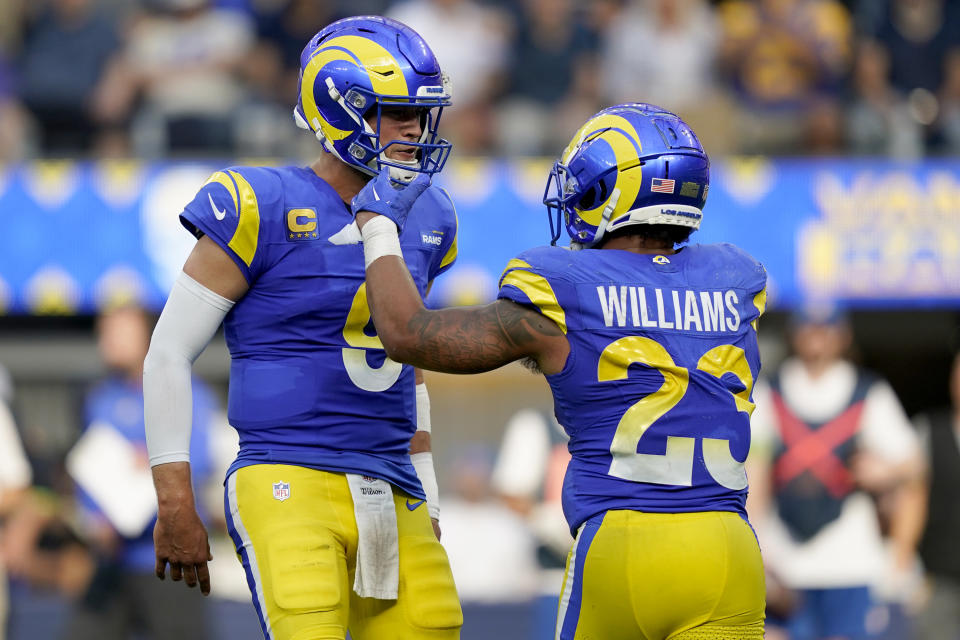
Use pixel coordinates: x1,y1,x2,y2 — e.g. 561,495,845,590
0,158,957,314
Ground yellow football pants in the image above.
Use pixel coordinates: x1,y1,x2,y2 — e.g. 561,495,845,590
224,464,462,640
555,510,765,640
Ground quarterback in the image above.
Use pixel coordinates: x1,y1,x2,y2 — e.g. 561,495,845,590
143,17,462,640
354,104,767,639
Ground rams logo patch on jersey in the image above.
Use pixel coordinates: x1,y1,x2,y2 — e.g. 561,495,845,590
286,208,319,241
421,230,444,247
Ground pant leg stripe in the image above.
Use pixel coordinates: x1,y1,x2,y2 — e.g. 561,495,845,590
225,470,272,640
556,514,603,640
554,540,577,640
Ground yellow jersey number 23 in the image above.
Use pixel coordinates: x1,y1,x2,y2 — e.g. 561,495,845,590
599,337,754,490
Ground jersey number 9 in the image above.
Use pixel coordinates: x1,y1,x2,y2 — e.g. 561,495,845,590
342,283,402,392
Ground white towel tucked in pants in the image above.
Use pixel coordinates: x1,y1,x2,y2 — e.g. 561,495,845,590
345,474,400,599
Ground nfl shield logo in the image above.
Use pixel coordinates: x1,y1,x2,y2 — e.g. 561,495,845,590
272,482,290,502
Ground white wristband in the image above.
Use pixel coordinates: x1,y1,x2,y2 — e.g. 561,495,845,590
411,451,440,520
360,216,403,269
416,383,431,433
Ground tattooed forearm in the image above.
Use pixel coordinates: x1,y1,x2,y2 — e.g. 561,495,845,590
495,299,564,347
397,300,562,374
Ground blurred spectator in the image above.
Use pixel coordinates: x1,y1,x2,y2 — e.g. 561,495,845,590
599,0,728,152
102,0,254,157
0,0,27,55
716,0,853,154
854,0,960,155
251,0,335,84
0,364,32,640
846,39,925,157
602,0,718,103
0,52,30,162
16,0,121,155
439,444,538,604
234,0,337,156
331,0,393,15
0,360,91,636
494,0,599,156
490,408,570,640
747,306,926,640
63,303,219,639
388,0,509,153
911,351,960,639
866,0,958,106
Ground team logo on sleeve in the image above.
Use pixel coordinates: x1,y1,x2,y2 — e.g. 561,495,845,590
272,481,290,501
286,208,319,241
421,229,444,247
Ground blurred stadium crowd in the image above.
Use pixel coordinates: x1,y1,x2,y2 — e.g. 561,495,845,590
0,0,959,162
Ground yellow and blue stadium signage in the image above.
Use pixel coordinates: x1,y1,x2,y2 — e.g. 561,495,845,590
0,158,959,314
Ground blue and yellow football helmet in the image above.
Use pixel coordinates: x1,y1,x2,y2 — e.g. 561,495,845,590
544,103,709,247
294,16,452,179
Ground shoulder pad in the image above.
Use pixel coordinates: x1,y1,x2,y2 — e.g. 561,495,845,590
497,246,570,334
696,243,767,324
696,243,767,291
500,245,571,281
181,166,282,274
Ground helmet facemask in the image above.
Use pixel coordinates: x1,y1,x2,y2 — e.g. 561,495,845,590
356,92,451,182
543,157,623,247
543,162,576,246
296,80,452,182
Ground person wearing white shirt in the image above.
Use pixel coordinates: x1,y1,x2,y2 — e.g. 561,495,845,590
0,366,32,640
747,307,925,640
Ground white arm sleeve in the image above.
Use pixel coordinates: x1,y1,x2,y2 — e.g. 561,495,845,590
412,382,440,519
415,382,431,433
412,452,440,520
144,271,233,467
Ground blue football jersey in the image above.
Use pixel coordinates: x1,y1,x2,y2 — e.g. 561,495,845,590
498,244,767,532
180,165,457,499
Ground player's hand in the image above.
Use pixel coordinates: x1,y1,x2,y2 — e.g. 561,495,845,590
153,507,213,596
351,166,431,233
431,517,441,541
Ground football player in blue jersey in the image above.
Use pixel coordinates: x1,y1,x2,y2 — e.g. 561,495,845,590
354,103,768,639
142,16,463,640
